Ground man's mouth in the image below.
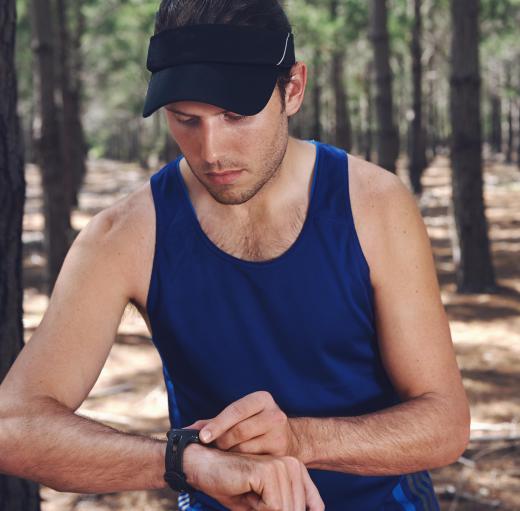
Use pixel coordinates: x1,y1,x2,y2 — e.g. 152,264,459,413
206,169,244,185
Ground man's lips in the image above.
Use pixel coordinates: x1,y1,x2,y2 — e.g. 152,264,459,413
206,169,244,185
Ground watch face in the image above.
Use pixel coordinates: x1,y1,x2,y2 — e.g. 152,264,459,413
169,428,201,443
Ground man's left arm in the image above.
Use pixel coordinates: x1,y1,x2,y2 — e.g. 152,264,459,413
287,170,471,475
188,171,470,476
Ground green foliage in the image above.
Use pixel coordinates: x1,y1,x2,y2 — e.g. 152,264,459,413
14,0,520,163
15,0,33,134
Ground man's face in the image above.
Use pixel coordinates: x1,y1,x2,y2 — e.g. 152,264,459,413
163,86,289,206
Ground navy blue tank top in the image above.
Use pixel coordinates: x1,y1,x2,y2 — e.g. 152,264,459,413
147,141,440,511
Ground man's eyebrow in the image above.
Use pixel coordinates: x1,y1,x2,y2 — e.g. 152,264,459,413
165,107,227,117
166,107,196,116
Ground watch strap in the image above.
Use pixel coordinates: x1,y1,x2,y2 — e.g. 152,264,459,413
164,428,201,492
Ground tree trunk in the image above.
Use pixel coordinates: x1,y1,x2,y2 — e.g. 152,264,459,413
350,99,361,155
331,51,352,151
517,98,520,167
408,0,427,195
311,49,322,142
505,65,513,164
489,92,502,154
56,0,88,211
0,1,42,508
70,0,89,205
370,0,399,172
426,61,439,160
449,0,495,293
330,0,352,151
54,0,73,211
505,98,513,164
32,0,72,294
364,62,374,162
71,0,88,206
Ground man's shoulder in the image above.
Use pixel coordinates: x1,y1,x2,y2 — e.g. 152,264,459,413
90,180,154,241
347,154,404,203
78,180,155,309
347,153,419,226
346,154,424,287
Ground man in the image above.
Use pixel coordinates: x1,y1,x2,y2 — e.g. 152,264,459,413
0,1,470,510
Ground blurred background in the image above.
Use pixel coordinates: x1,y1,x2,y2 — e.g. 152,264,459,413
1,0,519,509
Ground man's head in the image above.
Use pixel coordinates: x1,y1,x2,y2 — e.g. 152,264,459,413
145,0,307,206
154,0,295,112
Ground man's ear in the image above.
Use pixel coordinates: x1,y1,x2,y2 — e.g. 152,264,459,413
284,62,307,117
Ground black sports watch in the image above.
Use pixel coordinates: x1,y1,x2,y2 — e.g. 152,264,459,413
164,428,201,492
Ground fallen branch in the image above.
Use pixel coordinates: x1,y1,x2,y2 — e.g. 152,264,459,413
469,433,520,443
88,383,135,399
471,421,519,432
438,485,501,509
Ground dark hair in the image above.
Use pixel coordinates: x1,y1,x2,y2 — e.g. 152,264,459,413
154,0,294,111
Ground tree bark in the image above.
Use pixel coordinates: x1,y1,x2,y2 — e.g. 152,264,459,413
449,0,496,293
490,92,502,153
408,0,427,195
370,0,399,172
364,62,374,162
311,49,322,142
0,1,42,508
426,58,439,160
505,98,513,164
505,65,513,164
330,0,352,151
517,61,520,167
489,92,502,154
54,0,73,210
70,0,89,204
55,0,88,210
331,51,352,151
517,98,520,167
32,0,72,294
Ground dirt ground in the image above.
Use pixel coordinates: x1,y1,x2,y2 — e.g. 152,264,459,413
20,153,519,511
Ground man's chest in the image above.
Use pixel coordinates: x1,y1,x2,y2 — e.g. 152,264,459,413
197,204,308,262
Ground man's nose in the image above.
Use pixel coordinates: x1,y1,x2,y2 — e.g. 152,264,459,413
199,122,221,166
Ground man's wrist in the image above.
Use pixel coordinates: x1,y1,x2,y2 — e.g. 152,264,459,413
289,417,314,465
153,441,170,490
182,443,212,490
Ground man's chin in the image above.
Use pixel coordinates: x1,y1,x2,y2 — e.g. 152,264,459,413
207,187,257,206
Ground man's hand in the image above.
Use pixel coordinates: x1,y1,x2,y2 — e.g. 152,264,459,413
183,443,324,511
185,391,300,458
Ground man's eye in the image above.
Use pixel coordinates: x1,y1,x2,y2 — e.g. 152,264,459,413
177,117,197,125
224,113,246,121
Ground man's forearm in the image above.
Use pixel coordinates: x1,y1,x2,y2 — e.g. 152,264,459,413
290,392,470,476
0,396,167,493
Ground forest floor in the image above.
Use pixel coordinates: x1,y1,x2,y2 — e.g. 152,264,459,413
21,153,519,511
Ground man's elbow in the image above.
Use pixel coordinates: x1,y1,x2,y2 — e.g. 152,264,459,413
437,400,471,467
445,420,470,466
0,399,23,476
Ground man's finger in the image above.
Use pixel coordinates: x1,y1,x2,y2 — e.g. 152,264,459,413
215,413,268,450
284,457,305,511
300,462,325,511
183,419,210,430
228,435,266,455
199,392,268,443
275,459,292,511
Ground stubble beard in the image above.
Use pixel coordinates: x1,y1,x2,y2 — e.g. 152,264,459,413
189,116,290,206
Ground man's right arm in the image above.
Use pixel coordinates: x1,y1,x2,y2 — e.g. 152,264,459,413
0,208,168,492
0,205,324,509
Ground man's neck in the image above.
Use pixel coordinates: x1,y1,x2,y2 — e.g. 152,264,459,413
180,137,316,223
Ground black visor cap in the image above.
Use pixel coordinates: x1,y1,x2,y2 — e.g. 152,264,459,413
143,24,295,118
143,62,281,118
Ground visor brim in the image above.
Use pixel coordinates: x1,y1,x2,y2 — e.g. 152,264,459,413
142,62,281,118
